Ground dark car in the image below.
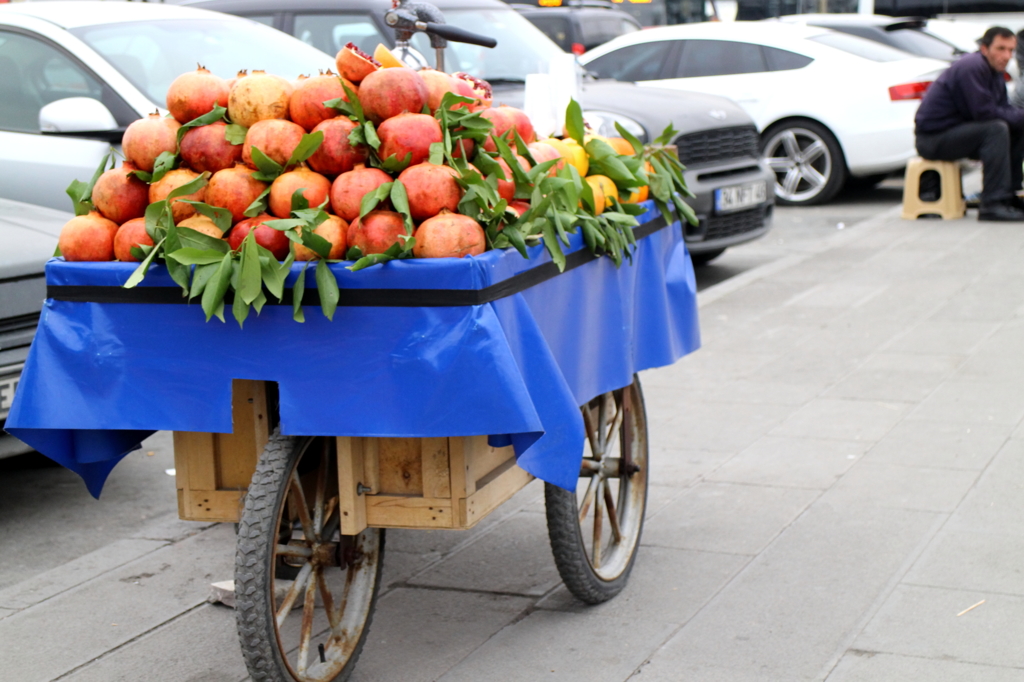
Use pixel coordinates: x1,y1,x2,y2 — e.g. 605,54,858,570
0,198,71,459
775,14,964,62
184,0,775,262
511,2,642,55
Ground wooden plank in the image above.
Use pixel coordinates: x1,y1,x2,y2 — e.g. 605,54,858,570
377,438,423,495
179,489,244,523
459,462,533,529
464,437,515,490
215,379,269,490
362,438,380,494
365,496,453,529
173,431,217,492
420,437,451,499
336,437,368,535
448,436,471,498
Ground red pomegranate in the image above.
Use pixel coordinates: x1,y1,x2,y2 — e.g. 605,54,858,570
294,214,348,260
166,66,229,124
480,108,515,153
508,200,531,217
397,163,462,221
528,141,565,175
420,69,460,113
330,166,393,222
122,113,181,173
206,164,269,224
269,168,332,218
180,121,243,174
377,113,442,167
58,212,118,262
92,161,149,224
308,117,367,175
358,67,428,124
149,168,205,223
243,119,306,169
228,70,292,128
177,214,225,238
228,214,290,259
335,42,380,83
497,106,536,144
113,218,154,262
413,212,485,258
451,72,492,109
452,137,475,160
290,71,352,132
347,210,407,255
491,157,517,202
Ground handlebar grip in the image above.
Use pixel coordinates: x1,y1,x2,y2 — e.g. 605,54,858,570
423,22,497,48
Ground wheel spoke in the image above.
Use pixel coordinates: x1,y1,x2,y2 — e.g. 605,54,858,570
316,567,342,636
313,441,329,537
779,130,800,159
321,506,341,543
782,168,802,196
799,139,825,164
603,479,623,544
289,470,317,543
766,156,791,173
596,396,609,455
578,474,600,524
604,400,624,459
592,479,605,569
804,166,827,190
276,544,312,558
582,405,601,459
296,565,319,675
276,562,313,627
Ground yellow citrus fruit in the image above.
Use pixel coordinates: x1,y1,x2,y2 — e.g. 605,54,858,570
540,138,575,169
373,44,405,68
560,139,589,176
607,137,637,156
587,175,616,214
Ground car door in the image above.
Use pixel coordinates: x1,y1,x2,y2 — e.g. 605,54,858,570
0,28,136,212
580,39,680,83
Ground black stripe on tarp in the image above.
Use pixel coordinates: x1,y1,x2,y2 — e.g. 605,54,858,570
48,214,670,308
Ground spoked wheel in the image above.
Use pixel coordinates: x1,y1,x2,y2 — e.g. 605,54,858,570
761,120,846,206
545,376,648,604
236,432,385,682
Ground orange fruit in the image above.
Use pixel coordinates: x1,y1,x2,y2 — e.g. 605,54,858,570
373,44,405,68
560,138,589,176
607,137,637,156
586,175,615,213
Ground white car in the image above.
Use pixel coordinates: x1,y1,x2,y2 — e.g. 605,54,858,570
0,1,334,211
581,22,949,205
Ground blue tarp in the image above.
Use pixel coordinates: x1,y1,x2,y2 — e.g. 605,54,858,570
5,204,700,497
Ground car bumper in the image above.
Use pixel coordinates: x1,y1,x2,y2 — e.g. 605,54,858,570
0,331,33,460
682,159,775,254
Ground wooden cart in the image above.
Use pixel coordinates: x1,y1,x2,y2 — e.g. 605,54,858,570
174,377,649,682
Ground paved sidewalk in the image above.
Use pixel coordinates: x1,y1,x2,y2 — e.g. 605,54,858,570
4,202,1024,681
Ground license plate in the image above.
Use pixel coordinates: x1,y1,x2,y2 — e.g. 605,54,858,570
0,364,23,421
714,181,767,213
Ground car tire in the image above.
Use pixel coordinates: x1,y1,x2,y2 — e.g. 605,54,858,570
690,248,726,265
846,173,888,189
761,120,846,206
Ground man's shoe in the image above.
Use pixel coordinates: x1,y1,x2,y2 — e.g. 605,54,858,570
1011,195,1024,212
978,203,1024,221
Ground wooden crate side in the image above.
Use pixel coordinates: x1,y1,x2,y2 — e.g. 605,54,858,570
215,379,269,490
420,437,451,499
464,437,515,490
336,437,368,535
376,438,423,495
180,489,245,522
447,436,471,498
361,438,380,495
365,496,453,529
459,461,533,529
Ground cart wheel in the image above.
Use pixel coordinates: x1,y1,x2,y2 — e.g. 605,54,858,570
235,431,384,682
545,376,648,604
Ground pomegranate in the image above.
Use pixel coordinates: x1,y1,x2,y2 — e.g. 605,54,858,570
307,117,367,176
377,113,442,167
480,108,515,153
335,42,380,83
452,137,475,160
330,166,393,222
122,113,181,173
180,121,243,174
527,141,565,175
269,168,332,219
491,157,517,202
347,210,407,255
290,71,352,132
228,214,290,259
497,106,536,144
420,69,460,113
508,200,531,217
357,67,428,124
206,164,268,224
91,161,149,224
397,163,462,221
243,119,306,169
177,214,225,238
413,211,485,258
166,66,229,124
58,212,118,262
294,215,348,260
451,72,492,109
149,168,205,223
228,70,291,128
113,218,155,262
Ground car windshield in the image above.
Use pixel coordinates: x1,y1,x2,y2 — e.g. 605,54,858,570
807,32,911,62
70,19,336,107
885,29,962,61
408,9,564,80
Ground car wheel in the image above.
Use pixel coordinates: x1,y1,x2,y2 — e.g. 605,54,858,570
761,121,846,206
690,248,725,265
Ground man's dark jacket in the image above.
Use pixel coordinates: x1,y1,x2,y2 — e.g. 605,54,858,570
915,51,1024,134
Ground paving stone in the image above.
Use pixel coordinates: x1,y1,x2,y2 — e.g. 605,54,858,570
642,482,818,555
823,360,953,403
906,380,1024,426
647,447,737,487
853,585,1024,668
129,512,218,543
408,511,561,596
435,608,676,682
947,439,1024,535
822,461,978,513
536,546,748,626
0,523,235,682
863,420,1009,470
634,503,938,682
746,349,865,388
770,398,911,442
647,378,823,407
884,320,999,355
671,349,779,381
61,604,246,682
954,346,1024,382
652,402,793,453
825,651,1024,682
903,528,1024,596
707,435,869,489
350,588,532,682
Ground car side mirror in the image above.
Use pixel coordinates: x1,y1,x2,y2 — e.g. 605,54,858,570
39,97,123,143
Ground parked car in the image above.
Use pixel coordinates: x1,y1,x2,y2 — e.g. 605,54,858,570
185,0,775,261
0,199,72,459
773,14,965,61
511,2,641,55
0,1,334,212
580,21,949,205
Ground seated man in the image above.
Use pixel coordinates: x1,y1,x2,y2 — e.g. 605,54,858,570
915,26,1024,221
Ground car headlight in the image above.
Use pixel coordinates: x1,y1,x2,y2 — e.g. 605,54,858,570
581,111,647,143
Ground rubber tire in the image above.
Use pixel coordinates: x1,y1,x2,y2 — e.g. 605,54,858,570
544,380,649,605
690,248,726,265
761,119,847,207
845,173,888,189
235,431,385,682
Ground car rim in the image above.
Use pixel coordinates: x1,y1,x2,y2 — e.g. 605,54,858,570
763,127,832,203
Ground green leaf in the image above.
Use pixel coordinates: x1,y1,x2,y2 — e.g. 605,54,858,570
428,142,445,166
290,188,310,214
346,245,364,260
315,259,339,320
380,152,412,174
238,232,263,304
540,221,566,272
564,99,586,147
614,121,644,155
473,151,502,177
53,244,63,258
285,131,324,169
363,121,380,151
179,200,232,234
123,236,166,289
292,261,308,323
176,105,229,148
244,186,271,217
250,146,284,181
360,181,393,218
167,172,210,201
389,180,414,235
166,247,227,266
177,226,230,252
224,123,248,145
149,151,179,184
232,287,250,328
264,218,305,232
189,261,220,299
65,150,112,216
300,228,332,259
129,168,152,183
202,252,234,322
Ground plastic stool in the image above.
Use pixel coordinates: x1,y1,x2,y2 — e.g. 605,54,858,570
902,157,966,220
